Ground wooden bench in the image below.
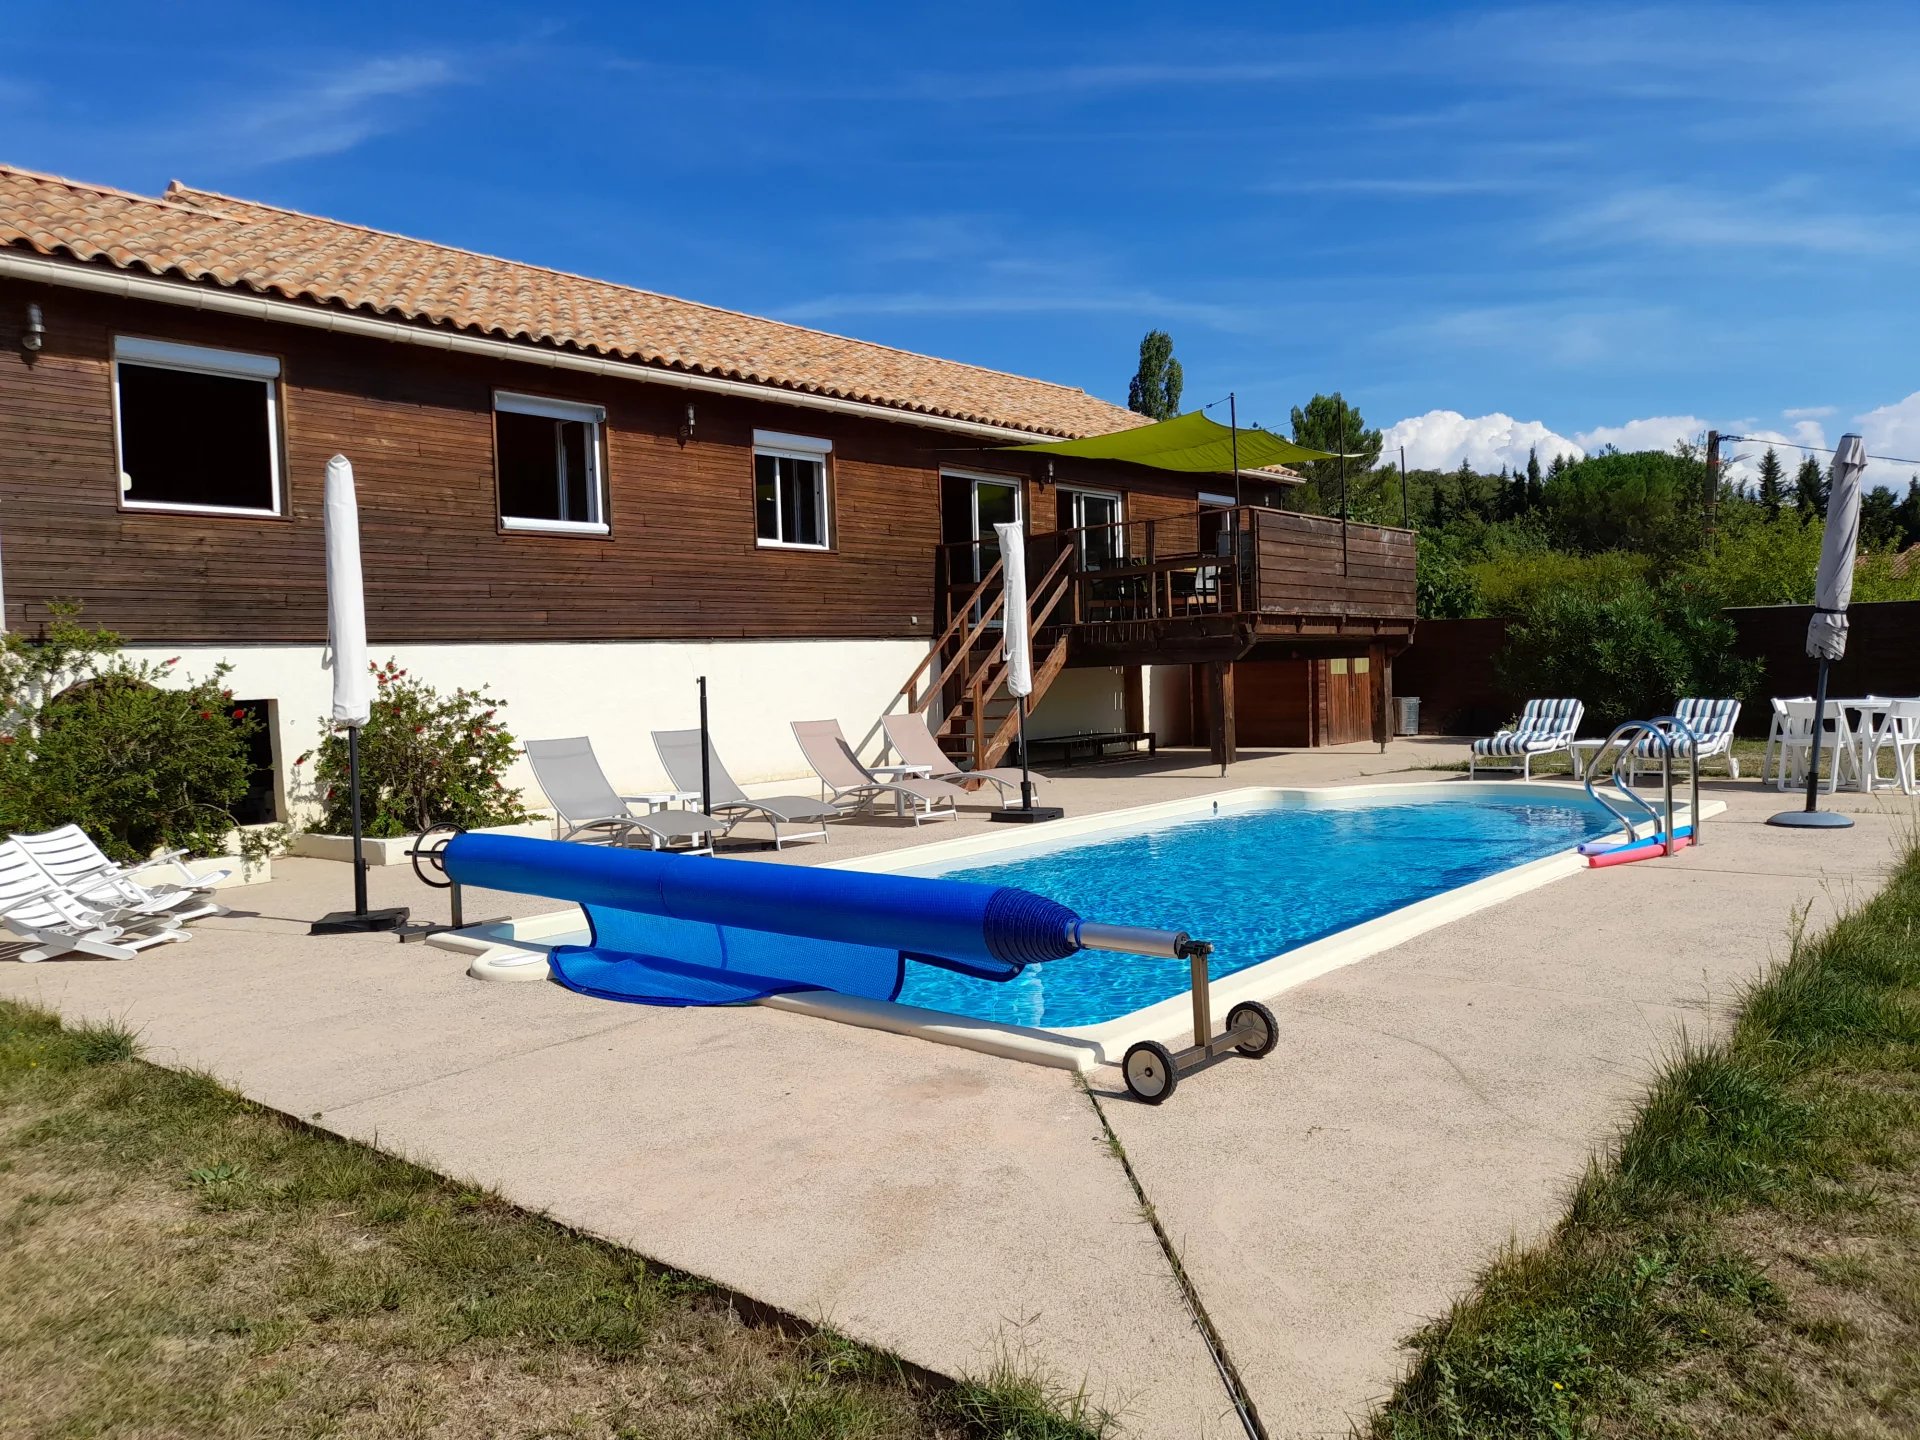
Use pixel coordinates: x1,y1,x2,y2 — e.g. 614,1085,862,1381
1025,730,1159,767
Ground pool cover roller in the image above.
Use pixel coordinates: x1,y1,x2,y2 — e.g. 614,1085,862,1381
441,832,1086,1006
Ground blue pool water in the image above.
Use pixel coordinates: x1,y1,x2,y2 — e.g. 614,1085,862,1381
892,792,1617,1028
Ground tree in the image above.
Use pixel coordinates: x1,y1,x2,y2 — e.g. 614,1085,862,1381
1861,486,1902,551
1547,452,1570,483
1793,454,1826,523
1525,446,1544,511
1126,331,1183,421
1755,446,1785,522
1286,392,1384,516
1898,477,1920,548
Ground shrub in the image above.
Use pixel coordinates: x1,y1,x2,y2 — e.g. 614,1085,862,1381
0,606,257,864
301,660,531,838
1495,582,1761,732
1470,549,1652,618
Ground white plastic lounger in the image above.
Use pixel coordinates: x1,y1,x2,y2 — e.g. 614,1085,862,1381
791,720,963,824
12,825,227,922
0,840,186,962
881,713,1043,807
651,729,835,849
525,738,720,854
1469,698,1585,778
1621,698,1742,781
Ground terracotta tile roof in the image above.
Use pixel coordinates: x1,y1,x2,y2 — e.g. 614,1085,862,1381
0,164,1149,439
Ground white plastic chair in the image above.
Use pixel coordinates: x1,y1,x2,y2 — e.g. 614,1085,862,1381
1760,697,1807,787
1860,698,1920,795
0,840,187,962
1776,699,1854,793
11,825,226,921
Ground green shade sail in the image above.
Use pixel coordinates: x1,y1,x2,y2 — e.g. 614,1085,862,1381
1002,410,1338,473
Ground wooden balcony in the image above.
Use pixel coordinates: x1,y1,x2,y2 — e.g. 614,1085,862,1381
938,505,1417,668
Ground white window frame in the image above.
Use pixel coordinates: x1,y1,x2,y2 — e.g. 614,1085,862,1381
494,390,609,535
112,335,285,517
1060,486,1124,567
753,431,833,550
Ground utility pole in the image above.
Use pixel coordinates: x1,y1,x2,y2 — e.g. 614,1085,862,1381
1399,444,1408,527
1704,430,1721,546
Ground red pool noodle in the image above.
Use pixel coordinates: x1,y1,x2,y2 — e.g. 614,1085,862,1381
1587,835,1692,869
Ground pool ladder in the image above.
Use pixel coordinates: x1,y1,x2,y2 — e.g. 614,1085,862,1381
1581,715,1702,856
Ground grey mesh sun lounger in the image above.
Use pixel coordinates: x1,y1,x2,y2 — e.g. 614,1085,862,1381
881,714,1045,807
791,720,962,824
525,737,720,854
652,729,837,849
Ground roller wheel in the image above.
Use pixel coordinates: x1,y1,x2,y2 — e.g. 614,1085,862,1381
1226,1000,1279,1058
1122,1040,1179,1104
409,823,463,889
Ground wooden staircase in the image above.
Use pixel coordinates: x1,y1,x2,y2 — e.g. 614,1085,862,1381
881,541,1076,771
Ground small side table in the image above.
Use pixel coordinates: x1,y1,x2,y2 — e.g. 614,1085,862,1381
1568,741,1606,781
622,789,700,814
868,762,934,816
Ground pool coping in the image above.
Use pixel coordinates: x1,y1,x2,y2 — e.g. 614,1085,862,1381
428,779,1726,1071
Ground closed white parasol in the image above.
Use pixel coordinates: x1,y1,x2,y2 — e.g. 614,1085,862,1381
325,455,371,726
313,455,410,931
989,521,1060,822
1769,433,1866,830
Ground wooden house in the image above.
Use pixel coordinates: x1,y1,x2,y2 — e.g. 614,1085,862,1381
0,166,1414,819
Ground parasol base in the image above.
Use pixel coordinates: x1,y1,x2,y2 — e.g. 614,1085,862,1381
310,906,411,936
991,805,1065,824
1765,810,1854,830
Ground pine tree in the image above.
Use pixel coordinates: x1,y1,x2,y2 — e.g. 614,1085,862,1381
1793,454,1826,524
1126,331,1183,420
1756,446,1785,522
1898,477,1920,548
1525,446,1543,510
1547,452,1569,482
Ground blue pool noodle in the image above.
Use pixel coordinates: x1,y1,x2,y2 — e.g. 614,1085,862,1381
442,833,1083,1007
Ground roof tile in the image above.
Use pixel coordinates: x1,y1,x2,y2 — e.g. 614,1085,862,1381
0,165,1149,439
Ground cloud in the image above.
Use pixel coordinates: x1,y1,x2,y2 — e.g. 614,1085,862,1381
1547,186,1896,256
1573,415,1709,454
156,55,460,169
1268,175,1526,197
1854,392,1920,482
1782,405,1836,421
1377,410,1583,473
772,288,1261,332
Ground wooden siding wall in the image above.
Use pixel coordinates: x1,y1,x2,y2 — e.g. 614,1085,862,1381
0,278,1244,644
1250,509,1416,619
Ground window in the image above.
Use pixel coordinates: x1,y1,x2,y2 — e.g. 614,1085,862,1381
495,391,607,533
753,430,831,549
1057,488,1122,569
113,336,282,515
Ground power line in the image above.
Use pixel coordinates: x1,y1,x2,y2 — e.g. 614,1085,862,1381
1722,434,1920,469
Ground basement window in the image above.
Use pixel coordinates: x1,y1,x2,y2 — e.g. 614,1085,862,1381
113,337,283,516
495,391,608,533
753,430,832,549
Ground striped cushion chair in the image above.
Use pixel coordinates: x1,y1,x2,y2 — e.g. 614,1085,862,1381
1624,698,1743,781
1469,698,1585,778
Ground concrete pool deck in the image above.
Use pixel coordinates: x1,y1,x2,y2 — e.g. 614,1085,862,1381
3,738,1914,1438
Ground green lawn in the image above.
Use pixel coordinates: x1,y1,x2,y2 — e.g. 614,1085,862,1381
0,1003,1106,1440
1367,841,1920,1438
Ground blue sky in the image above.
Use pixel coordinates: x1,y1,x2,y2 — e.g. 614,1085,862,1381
6,2,1919,479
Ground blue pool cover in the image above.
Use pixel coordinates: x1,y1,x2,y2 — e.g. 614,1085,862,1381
442,833,1083,1006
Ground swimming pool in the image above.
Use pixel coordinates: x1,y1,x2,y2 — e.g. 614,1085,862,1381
888,789,1618,1028
433,781,1673,1070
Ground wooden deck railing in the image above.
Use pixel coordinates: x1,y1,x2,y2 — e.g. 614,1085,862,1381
934,506,1415,635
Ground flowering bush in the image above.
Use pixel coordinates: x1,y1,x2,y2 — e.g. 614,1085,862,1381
300,660,531,838
0,605,258,863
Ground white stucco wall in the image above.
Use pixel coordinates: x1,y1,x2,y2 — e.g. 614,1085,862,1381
1026,666,1128,738
130,638,926,822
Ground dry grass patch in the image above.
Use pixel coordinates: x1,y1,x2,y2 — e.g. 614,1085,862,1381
0,1002,1110,1440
